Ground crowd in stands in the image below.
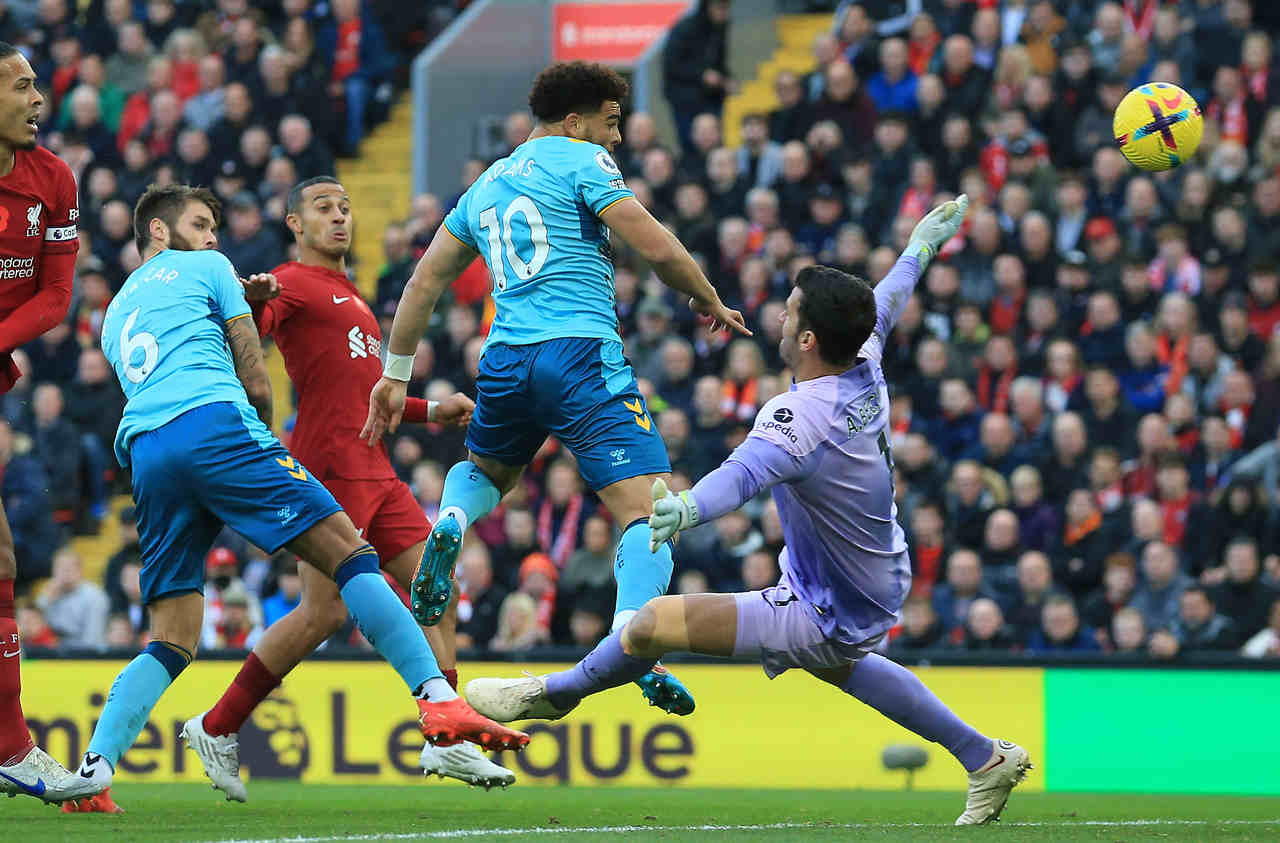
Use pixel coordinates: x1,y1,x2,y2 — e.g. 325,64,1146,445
11,0,1280,663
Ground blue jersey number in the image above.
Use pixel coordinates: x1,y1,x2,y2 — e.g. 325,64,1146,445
477,195,550,291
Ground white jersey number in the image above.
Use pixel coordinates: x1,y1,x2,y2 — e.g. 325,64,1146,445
119,308,159,384
477,195,550,291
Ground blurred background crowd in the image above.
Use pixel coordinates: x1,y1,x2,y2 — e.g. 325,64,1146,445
7,0,1280,662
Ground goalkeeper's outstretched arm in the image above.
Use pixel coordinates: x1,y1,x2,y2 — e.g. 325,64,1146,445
872,194,969,344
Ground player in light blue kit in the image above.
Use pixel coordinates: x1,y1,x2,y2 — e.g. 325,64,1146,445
60,185,527,803
466,197,1034,826
364,63,749,715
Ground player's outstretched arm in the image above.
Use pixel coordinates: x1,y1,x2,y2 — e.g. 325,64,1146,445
873,194,969,342
599,198,750,336
226,314,273,428
362,226,478,444
650,435,806,550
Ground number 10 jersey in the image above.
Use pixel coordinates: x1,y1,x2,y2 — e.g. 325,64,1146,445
442,135,634,351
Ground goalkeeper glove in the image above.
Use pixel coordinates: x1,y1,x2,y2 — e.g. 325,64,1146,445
905,193,969,272
649,478,700,552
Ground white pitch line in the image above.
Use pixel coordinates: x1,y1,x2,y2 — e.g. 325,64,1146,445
205,819,1280,843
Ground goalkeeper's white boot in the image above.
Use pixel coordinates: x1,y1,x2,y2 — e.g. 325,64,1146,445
464,674,576,723
0,744,88,803
954,739,1032,825
181,712,247,802
420,740,516,789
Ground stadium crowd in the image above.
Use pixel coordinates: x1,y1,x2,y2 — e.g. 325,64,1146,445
9,0,1280,663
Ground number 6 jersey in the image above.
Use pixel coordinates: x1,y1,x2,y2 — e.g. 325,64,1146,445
442,136,633,350
101,249,256,466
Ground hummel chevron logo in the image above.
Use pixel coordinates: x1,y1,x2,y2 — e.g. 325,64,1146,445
0,770,46,796
332,295,350,304
80,753,102,778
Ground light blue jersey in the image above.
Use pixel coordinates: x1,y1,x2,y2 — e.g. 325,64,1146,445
101,249,261,466
443,136,633,349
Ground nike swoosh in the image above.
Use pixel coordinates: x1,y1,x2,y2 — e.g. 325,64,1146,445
986,754,1007,772
332,295,350,304
0,770,46,796
1,649,18,658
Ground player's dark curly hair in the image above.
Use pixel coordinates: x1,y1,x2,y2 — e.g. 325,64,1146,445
528,62,630,122
794,265,877,367
134,183,221,252
0,41,19,61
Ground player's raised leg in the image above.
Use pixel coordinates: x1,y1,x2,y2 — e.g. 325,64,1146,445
287,512,527,751
596,475,693,715
382,542,514,788
411,458,509,626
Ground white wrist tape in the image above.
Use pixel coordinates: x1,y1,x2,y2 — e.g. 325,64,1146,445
383,353,414,382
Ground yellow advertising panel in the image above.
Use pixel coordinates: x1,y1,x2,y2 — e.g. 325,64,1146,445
20,661,1045,790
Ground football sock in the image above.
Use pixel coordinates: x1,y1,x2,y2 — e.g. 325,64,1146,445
443,668,458,690
335,545,455,700
841,653,993,773
612,518,674,632
0,578,34,765
88,641,191,767
203,652,281,737
545,630,657,709
437,461,501,534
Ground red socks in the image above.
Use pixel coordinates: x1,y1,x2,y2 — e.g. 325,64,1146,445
202,652,281,737
201,656,458,737
0,579,34,764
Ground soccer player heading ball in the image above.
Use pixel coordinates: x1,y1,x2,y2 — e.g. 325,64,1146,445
466,196,1035,826
365,61,751,716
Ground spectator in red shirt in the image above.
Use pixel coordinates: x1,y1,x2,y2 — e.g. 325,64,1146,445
319,0,394,155
1247,262,1280,341
1154,454,1198,548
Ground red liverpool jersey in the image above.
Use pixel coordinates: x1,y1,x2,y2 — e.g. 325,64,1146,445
0,146,79,391
253,261,397,481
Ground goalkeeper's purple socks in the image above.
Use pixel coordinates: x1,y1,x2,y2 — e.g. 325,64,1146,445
545,630,657,709
841,653,993,772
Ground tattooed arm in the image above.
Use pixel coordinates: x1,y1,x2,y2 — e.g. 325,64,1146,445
226,313,273,428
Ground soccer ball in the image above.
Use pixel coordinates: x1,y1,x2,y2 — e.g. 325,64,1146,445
1113,82,1203,172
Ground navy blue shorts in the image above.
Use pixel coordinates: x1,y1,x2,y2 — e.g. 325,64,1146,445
466,337,670,491
129,401,342,605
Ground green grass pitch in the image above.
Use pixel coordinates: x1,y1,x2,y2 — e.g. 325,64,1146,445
8,783,1280,842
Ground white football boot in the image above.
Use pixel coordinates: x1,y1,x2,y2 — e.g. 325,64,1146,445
63,751,113,802
181,712,247,802
954,739,1033,825
464,674,576,723
420,741,516,789
0,745,88,803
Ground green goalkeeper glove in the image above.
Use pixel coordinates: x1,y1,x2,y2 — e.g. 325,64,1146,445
649,478,700,552
905,193,969,272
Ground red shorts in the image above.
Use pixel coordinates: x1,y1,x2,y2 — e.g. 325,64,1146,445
322,475,431,563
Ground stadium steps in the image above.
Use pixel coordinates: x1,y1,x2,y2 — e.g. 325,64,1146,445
72,494,134,584
722,13,831,148
338,98,416,301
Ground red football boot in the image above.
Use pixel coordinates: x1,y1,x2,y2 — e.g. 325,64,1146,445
61,787,124,814
418,697,530,752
